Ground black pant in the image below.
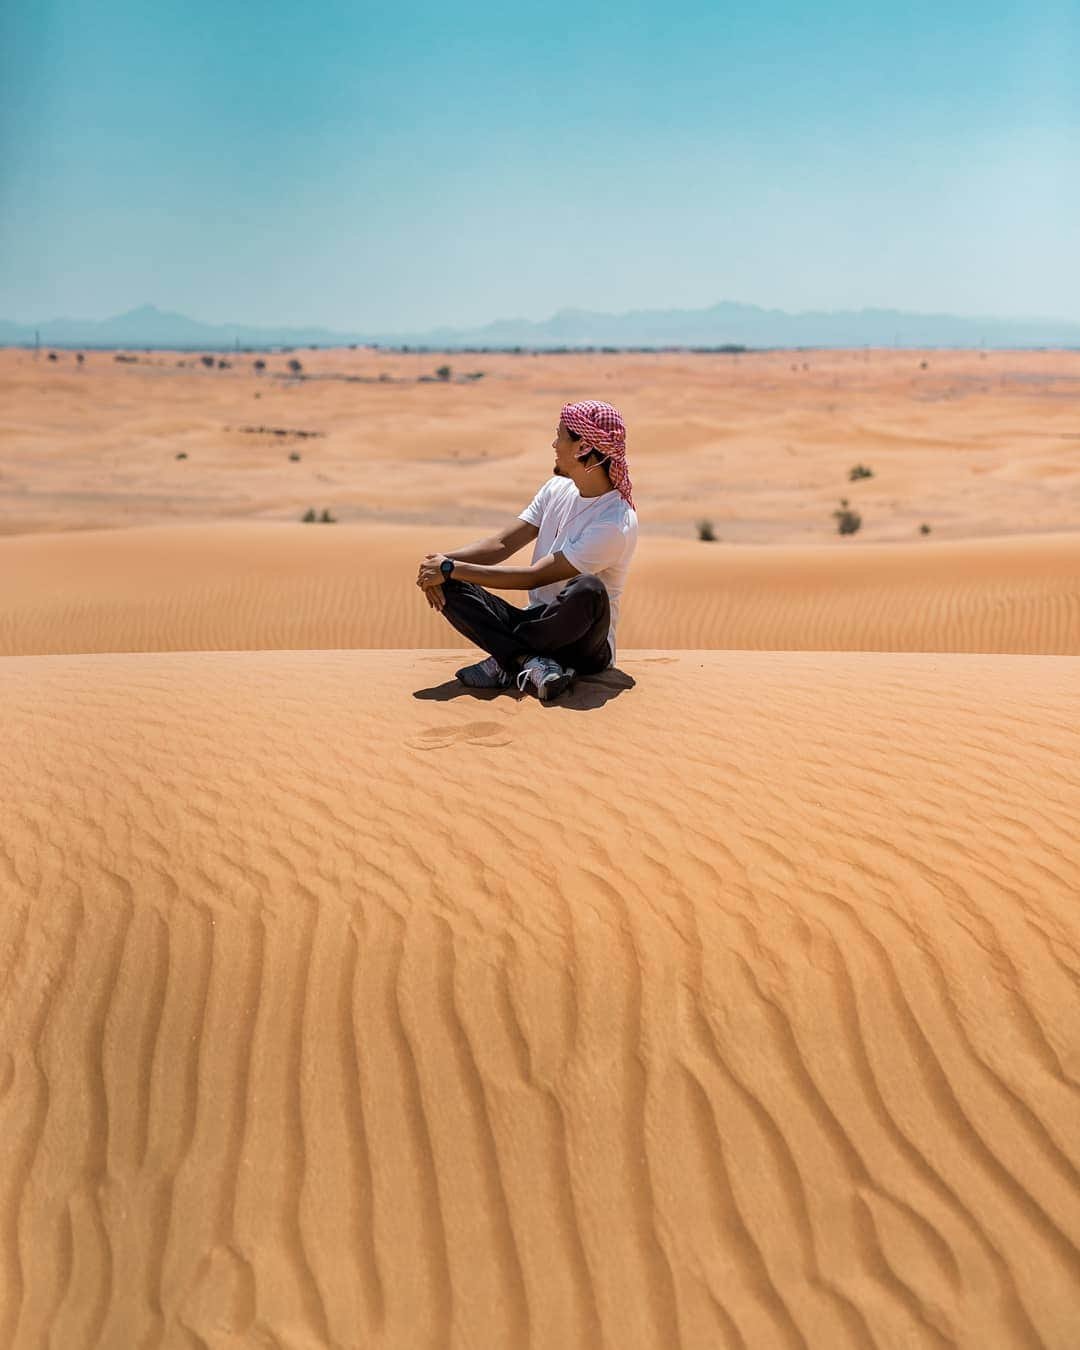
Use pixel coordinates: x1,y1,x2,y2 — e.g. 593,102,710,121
440,573,612,678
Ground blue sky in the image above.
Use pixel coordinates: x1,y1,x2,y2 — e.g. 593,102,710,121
2,0,1078,331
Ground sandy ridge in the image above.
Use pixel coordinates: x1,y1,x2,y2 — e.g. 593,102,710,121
2,649,1079,1347
2,522,1080,657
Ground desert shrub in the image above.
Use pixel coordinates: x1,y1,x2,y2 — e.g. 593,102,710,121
466,371,485,380
833,499,862,535
436,365,452,381
319,508,336,523
301,507,317,522
217,359,230,369
287,358,303,373
76,352,84,364
47,351,58,361
289,451,301,461
848,463,874,481
697,519,717,542
920,523,932,535
254,359,266,372
201,355,214,368
378,372,392,382
920,360,929,369
175,451,188,460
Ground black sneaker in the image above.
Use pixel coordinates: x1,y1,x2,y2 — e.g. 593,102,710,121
515,655,576,702
455,655,512,689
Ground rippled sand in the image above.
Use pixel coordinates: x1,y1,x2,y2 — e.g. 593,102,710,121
3,345,1080,1347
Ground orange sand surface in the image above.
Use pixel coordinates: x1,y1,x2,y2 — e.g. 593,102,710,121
3,649,1079,1347
2,521,1080,657
3,346,1080,1347
4,344,1080,543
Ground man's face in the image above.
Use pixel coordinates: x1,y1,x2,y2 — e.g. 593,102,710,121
552,419,579,476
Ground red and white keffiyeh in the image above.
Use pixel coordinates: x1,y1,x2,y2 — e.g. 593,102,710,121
561,400,636,511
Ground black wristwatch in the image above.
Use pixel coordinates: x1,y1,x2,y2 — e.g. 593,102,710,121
440,558,456,580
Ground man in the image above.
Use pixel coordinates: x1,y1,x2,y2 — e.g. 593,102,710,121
416,399,638,702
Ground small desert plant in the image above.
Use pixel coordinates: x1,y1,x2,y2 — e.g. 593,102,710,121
920,360,929,369
76,352,85,364
378,372,392,382
287,358,303,374
466,371,485,380
253,359,266,372
200,355,215,368
697,519,717,542
833,499,862,535
175,451,188,460
848,463,874,481
288,451,301,461
435,365,452,381
217,359,230,369
919,523,932,535
319,508,336,523
301,507,317,522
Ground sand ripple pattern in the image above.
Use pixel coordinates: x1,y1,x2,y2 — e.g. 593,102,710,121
2,524,1079,656
2,650,1079,1348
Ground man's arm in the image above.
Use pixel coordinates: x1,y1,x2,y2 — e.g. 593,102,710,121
450,552,579,591
436,518,539,565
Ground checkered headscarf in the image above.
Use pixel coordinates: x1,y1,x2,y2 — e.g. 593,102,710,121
561,400,635,511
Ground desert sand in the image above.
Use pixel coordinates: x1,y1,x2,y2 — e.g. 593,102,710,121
2,347,1079,1347
2,521,1080,657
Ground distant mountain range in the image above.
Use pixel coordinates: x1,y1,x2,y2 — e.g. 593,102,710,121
3,300,1080,350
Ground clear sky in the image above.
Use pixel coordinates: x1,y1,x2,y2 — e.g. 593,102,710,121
2,0,1078,331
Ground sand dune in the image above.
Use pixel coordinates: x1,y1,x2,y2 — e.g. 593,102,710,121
2,521,1079,657
4,345,1080,544
2,648,1079,1348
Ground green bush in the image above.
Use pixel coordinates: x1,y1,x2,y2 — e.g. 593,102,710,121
833,499,862,535
302,507,317,522
919,523,932,535
436,365,452,381
697,519,717,542
848,464,874,481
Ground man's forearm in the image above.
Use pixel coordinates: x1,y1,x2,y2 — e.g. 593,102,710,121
450,562,535,590
439,536,507,565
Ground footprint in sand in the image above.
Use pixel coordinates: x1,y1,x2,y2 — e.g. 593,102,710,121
407,721,512,750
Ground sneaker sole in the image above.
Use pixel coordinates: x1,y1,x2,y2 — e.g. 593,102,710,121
538,669,576,702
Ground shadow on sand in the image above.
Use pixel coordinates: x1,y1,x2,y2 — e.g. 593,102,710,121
413,664,636,709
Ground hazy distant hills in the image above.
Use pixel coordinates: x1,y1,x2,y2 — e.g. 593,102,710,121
3,300,1080,350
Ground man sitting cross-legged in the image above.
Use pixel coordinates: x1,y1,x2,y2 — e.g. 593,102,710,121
416,400,638,703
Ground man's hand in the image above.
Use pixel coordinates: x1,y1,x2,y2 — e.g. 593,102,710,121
417,553,448,589
417,553,447,611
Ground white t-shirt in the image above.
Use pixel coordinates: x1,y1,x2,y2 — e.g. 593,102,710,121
518,475,638,667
